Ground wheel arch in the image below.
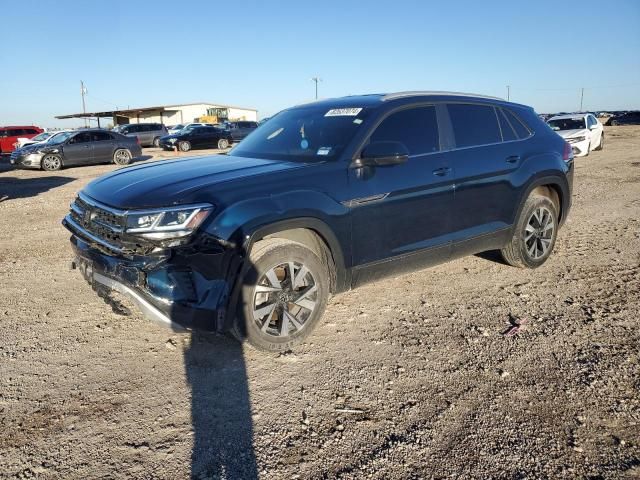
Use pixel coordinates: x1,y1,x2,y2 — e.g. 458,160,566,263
245,218,348,294
515,176,569,226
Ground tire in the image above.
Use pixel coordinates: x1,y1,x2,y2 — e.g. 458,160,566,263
231,238,329,351
41,154,62,171
595,133,604,151
178,141,191,152
152,137,160,148
217,138,229,149
500,192,559,269
611,120,619,126
113,149,132,166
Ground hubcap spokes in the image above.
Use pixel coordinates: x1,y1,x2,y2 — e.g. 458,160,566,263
525,207,554,259
253,261,317,338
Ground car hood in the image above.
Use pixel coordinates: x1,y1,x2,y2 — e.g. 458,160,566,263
82,154,307,209
555,128,589,139
18,142,57,153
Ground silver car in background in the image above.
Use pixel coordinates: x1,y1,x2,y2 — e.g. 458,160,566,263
113,123,168,147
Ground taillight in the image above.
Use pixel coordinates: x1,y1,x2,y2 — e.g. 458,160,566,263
562,142,573,162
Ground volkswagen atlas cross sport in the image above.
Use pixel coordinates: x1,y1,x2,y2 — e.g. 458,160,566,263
63,92,573,351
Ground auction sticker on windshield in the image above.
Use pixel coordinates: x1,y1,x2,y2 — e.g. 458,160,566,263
325,108,362,117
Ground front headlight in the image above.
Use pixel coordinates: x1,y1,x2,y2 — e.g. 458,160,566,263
125,204,213,240
567,136,586,144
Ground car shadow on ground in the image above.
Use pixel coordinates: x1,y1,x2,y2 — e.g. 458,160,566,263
182,332,258,479
0,176,75,202
475,250,509,266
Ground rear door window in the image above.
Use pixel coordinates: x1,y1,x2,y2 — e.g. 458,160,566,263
369,106,440,156
448,104,501,148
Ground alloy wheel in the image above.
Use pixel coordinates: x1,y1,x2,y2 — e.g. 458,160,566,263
524,206,555,259
42,155,61,170
114,149,131,165
252,261,318,338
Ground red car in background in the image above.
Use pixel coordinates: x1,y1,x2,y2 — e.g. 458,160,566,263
0,126,44,154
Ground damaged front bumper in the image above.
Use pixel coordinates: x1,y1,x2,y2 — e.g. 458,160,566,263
64,218,241,332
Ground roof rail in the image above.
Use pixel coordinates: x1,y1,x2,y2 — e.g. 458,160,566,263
382,91,504,102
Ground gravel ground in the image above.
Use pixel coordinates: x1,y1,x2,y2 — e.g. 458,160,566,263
1,130,639,479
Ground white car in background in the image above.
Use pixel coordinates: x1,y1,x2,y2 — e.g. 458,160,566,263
14,131,54,149
15,130,74,149
547,113,604,157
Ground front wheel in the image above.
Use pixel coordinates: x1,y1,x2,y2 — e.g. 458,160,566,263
113,149,132,166
217,138,229,149
501,192,559,268
178,141,191,152
232,238,329,351
42,154,62,171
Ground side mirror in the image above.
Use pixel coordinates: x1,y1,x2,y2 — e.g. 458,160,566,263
358,141,409,167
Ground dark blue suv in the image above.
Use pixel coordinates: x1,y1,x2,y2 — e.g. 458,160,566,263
63,92,573,351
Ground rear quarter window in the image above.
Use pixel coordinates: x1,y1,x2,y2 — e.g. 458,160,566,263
503,109,532,139
447,103,501,148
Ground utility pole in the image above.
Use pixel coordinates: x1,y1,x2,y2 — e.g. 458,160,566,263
311,76,322,100
80,81,88,127
506,85,510,101
580,87,584,112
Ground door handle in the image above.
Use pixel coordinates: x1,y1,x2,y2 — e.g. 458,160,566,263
506,155,520,164
432,167,452,177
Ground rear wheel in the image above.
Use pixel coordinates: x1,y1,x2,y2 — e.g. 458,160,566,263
178,141,191,152
232,238,329,351
113,149,132,166
501,192,559,268
152,137,160,148
611,120,619,126
41,154,62,171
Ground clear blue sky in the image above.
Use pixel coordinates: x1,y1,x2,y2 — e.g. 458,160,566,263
1,0,639,127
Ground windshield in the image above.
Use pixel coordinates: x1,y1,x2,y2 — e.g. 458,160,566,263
172,124,184,130
229,105,369,161
548,118,586,131
47,132,74,144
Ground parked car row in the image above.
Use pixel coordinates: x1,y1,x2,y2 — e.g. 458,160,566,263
9,129,142,171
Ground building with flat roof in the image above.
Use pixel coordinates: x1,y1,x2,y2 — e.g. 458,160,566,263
55,102,258,127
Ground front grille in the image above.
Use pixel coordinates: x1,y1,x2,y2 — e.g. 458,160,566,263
67,194,151,255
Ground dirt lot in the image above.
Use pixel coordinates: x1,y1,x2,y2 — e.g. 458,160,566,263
1,131,639,479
